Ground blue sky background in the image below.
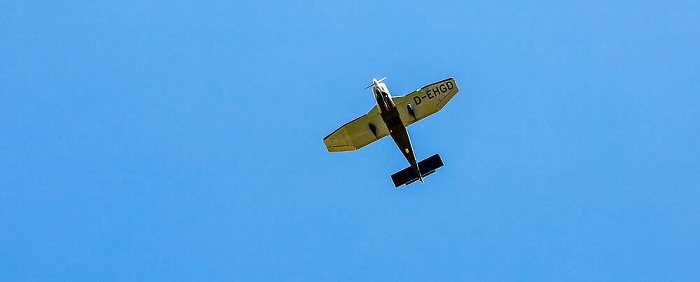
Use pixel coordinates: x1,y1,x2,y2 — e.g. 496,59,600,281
2,1,699,280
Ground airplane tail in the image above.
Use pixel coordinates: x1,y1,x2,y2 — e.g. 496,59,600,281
391,154,444,187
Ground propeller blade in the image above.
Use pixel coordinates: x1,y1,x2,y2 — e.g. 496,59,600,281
364,77,387,89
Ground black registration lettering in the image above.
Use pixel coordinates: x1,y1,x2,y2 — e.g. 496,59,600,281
432,86,440,95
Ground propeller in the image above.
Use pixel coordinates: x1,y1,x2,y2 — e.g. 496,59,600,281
364,77,387,89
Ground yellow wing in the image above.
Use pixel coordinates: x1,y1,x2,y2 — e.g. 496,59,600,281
393,77,459,127
323,105,390,152
323,78,458,152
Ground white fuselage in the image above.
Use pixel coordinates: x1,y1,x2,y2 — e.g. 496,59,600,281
371,81,420,180
372,82,395,113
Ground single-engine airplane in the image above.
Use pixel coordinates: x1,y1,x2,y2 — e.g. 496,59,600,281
323,77,459,187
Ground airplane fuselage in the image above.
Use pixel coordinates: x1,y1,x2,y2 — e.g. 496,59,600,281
323,77,457,186
372,83,421,177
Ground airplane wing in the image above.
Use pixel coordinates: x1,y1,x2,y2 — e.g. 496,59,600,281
323,105,390,152
392,77,459,127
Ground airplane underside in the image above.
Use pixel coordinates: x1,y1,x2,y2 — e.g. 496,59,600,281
322,77,458,188
380,99,443,187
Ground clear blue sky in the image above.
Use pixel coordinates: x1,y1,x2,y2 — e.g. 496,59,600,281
2,1,698,280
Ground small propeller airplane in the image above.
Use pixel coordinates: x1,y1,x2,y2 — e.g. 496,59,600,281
323,77,459,187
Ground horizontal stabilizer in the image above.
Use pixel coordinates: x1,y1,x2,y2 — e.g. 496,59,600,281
391,154,444,187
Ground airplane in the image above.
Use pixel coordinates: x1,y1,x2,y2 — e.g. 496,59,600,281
323,77,459,187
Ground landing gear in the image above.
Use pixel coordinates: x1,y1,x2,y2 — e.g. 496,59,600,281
368,122,378,138
407,103,416,120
